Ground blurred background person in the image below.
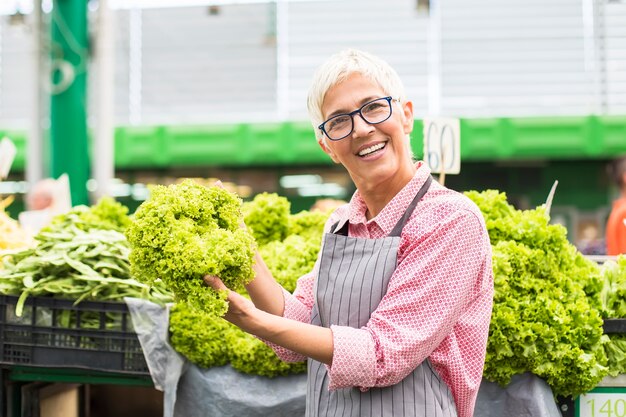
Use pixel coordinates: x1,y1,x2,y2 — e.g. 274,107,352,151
606,156,626,255
25,178,57,211
310,198,346,213
576,222,605,256
19,174,71,235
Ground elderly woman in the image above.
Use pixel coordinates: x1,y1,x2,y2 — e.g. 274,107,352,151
206,49,494,417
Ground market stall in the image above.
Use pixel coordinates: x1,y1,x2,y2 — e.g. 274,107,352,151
1,184,626,417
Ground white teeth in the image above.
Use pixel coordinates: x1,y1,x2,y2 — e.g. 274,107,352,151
358,143,385,156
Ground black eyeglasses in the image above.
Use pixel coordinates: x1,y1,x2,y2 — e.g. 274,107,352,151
318,96,397,141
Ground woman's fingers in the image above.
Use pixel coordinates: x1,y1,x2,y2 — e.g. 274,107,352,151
203,275,256,328
203,275,227,291
204,275,236,322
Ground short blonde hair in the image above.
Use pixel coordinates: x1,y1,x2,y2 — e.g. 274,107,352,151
306,49,408,143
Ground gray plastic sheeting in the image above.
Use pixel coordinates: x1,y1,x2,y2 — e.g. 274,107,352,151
475,373,562,417
124,297,188,416
125,298,562,417
175,365,307,417
125,297,307,417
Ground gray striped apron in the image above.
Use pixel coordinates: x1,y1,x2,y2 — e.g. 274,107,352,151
308,176,458,417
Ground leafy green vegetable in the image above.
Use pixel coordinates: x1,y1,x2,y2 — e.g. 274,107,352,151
465,189,608,398
0,197,172,316
600,256,626,318
598,256,626,376
223,207,329,375
168,199,329,377
44,196,131,233
168,301,307,377
225,324,307,377
243,192,291,245
260,234,320,293
287,209,329,243
255,208,328,292
169,303,230,368
604,336,626,377
126,180,256,316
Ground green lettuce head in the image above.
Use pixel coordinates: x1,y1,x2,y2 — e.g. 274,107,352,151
126,179,256,316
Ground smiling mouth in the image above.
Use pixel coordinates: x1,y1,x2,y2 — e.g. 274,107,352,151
358,142,386,157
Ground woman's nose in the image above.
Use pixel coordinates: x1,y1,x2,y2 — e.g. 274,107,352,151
351,113,375,138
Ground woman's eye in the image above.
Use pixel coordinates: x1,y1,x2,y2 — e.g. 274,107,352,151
365,102,384,112
328,116,349,130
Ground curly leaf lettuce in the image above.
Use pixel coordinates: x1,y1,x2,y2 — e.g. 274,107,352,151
287,210,329,243
126,180,256,316
260,234,321,293
44,196,131,234
225,324,307,377
466,190,608,398
243,192,290,245
169,303,231,368
598,256,626,376
167,201,328,377
169,301,306,377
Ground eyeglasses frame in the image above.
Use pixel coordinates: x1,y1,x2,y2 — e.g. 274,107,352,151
318,96,397,141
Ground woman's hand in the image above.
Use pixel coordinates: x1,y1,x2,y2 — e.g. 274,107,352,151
203,275,256,327
204,276,334,366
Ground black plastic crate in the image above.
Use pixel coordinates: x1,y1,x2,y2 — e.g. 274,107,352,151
0,295,148,375
603,318,626,334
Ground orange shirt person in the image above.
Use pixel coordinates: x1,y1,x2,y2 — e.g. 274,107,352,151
606,156,626,255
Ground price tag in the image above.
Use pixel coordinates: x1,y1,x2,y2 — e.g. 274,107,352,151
422,118,460,175
0,137,17,179
577,388,626,417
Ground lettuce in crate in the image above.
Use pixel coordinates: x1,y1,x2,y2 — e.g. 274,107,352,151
599,256,626,377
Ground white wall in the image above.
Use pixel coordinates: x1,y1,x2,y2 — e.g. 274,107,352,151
0,0,625,127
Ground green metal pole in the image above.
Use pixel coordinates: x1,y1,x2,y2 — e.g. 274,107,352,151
50,0,90,206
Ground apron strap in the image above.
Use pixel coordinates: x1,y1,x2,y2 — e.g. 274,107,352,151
388,175,433,237
330,175,433,238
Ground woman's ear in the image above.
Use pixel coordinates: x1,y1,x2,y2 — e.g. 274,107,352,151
401,100,414,135
318,137,340,164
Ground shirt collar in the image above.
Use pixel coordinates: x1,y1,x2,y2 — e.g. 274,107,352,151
347,162,432,234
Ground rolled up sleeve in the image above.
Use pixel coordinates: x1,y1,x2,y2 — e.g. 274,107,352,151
326,325,377,390
263,271,316,362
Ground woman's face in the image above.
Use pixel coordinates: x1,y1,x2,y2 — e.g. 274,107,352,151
319,73,415,192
